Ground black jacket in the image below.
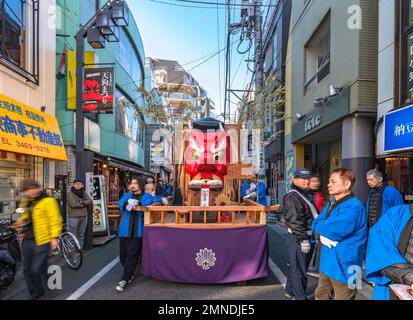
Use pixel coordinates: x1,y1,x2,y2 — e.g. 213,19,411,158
283,185,315,243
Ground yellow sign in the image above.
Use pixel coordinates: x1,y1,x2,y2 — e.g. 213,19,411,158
67,50,95,110
0,93,68,161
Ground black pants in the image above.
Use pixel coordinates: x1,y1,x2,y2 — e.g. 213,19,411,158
285,233,314,300
22,239,50,298
119,237,143,282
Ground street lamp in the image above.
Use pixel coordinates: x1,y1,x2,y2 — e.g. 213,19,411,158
87,26,106,49
111,0,130,26
75,0,129,250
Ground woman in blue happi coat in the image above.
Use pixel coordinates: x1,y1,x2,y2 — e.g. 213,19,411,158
115,178,162,292
366,204,413,300
311,168,367,300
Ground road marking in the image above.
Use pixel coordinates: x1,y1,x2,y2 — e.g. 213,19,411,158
66,257,120,300
268,258,287,288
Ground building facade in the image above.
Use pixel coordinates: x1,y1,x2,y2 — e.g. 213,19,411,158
55,0,150,206
0,0,67,219
262,0,292,204
376,0,413,203
285,0,378,202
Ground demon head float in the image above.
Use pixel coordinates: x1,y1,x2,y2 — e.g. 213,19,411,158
185,118,230,189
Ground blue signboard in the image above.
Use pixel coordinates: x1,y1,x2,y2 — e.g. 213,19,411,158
384,105,413,153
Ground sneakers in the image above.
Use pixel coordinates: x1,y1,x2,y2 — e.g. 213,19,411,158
116,280,128,292
285,292,295,300
285,292,315,300
116,277,134,292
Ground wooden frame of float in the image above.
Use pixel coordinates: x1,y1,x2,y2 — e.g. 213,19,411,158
142,201,281,229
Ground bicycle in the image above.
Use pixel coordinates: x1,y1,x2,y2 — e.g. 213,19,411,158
13,208,83,270
56,225,83,270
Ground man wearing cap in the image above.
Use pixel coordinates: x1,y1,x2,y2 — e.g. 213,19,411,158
283,168,318,300
16,178,62,300
67,179,93,252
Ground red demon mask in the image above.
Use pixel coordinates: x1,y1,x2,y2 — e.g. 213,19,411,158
185,126,230,189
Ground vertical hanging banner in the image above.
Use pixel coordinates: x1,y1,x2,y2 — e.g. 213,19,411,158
83,68,114,114
67,50,95,110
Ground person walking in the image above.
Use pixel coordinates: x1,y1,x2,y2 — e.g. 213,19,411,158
312,168,367,300
307,174,325,277
16,178,62,300
309,175,325,213
116,177,155,292
283,168,318,300
366,169,404,229
67,179,92,252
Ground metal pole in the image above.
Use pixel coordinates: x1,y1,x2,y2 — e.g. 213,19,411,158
254,0,263,110
75,32,85,180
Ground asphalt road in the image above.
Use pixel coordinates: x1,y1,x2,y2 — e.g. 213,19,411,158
2,223,372,301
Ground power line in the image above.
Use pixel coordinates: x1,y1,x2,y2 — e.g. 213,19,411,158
171,0,280,7
149,0,226,9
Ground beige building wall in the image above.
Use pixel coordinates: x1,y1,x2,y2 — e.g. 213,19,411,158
0,0,56,115
0,0,57,189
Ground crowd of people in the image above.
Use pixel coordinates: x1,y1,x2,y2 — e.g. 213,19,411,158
282,167,411,300
10,166,413,300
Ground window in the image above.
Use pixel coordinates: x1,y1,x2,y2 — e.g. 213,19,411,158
304,13,330,91
0,0,39,84
80,0,99,26
115,89,143,146
272,33,279,72
400,1,413,105
117,29,143,86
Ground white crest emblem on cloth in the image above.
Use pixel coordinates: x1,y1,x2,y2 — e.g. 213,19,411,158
195,248,216,271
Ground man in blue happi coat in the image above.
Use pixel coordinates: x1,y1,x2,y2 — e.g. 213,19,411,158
366,204,413,300
311,168,367,300
115,178,161,292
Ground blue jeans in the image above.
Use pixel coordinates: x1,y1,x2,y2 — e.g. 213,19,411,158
22,239,50,298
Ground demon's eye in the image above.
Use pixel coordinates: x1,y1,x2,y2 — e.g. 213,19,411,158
192,150,201,161
214,151,225,161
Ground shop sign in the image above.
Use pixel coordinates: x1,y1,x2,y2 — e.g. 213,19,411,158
0,93,67,161
305,114,322,133
92,175,109,234
384,105,413,153
83,67,114,114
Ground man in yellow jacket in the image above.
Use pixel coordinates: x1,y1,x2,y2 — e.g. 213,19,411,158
17,178,62,300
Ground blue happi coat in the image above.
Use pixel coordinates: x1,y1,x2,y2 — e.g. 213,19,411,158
311,196,367,285
366,185,404,218
366,205,412,300
118,193,160,238
240,182,267,206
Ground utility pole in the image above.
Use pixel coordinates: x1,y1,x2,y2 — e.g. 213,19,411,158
254,0,263,114
253,0,265,179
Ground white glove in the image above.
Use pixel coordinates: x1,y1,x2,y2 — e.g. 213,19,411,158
126,199,139,211
249,183,257,192
320,235,338,249
243,192,257,200
161,197,169,205
300,240,312,254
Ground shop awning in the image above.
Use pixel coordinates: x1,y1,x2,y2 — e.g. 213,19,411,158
107,158,152,176
0,93,67,161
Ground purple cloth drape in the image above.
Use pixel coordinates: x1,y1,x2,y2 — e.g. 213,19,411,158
141,226,268,284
